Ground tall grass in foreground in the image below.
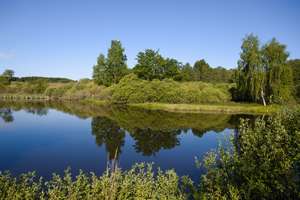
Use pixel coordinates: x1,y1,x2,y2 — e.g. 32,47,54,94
0,163,186,200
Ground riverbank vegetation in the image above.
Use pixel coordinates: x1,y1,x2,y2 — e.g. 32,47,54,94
194,108,300,199
1,108,299,199
1,34,299,111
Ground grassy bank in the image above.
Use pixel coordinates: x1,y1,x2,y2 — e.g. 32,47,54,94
0,97,281,114
0,79,111,100
130,102,281,114
0,75,289,114
0,74,233,103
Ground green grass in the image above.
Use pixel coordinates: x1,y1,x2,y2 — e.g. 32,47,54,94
130,102,281,114
80,99,109,106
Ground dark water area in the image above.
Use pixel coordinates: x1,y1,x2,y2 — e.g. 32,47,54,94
0,101,257,181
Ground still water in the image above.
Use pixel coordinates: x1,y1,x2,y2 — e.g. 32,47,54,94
0,101,254,181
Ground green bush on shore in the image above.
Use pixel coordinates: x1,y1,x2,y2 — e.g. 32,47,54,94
193,108,300,199
0,74,233,104
111,74,232,104
0,80,111,101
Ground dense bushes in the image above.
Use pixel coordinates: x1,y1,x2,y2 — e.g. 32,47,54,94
1,73,233,104
0,164,186,200
0,80,111,101
194,108,300,199
111,74,232,104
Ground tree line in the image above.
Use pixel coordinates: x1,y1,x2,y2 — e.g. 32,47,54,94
1,35,299,105
93,35,299,105
92,41,234,86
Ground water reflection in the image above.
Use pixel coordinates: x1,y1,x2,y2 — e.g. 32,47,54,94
131,128,181,156
0,100,260,178
0,101,257,157
91,116,125,170
0,108,14,123
24,108,48,116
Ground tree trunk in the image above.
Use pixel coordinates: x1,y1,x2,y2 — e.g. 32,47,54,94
261,89,266,106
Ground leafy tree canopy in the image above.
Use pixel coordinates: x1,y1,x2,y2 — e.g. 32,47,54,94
93,40,128,86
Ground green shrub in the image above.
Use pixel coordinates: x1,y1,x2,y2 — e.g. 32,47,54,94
0,164,186,200
44,83,74,98
111,74,232,104
195,108,300,199
0,76,10,86
0,74,234,103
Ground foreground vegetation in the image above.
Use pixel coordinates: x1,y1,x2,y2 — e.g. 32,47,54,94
1,108,299,199
0,164,186,200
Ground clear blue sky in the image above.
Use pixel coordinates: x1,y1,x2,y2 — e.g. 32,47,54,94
1,0,299,80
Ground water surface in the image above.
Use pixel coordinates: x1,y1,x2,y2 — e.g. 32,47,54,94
0,101,254,181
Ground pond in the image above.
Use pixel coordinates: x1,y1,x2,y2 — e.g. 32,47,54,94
0,101,256,181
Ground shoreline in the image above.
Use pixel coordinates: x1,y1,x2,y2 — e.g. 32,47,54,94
129,102,280,114
0,95,281,114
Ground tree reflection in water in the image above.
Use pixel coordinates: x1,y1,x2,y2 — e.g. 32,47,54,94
0,108,14,123
130,128,181,156
1,101,259,167
91,116,125,171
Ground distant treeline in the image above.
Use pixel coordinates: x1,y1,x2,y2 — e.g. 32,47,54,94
12,76,74,83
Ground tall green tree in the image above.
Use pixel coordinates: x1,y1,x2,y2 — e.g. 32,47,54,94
288,59,300,100
106,40,128,84
93,54,109,85
2,69,14,79
0,69,15,85
236,34,266,105
210,67,234,83
93,40,128,86
180,63,194,81
133,49,165,80
236,35,294,105
162,58,181,80
193,59,211,82
262,39,293,103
